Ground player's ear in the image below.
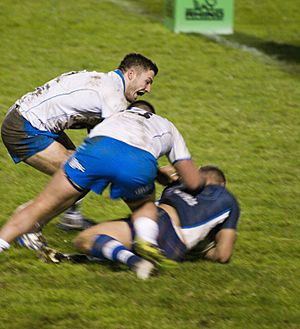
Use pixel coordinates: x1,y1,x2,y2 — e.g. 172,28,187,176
126,68,135,81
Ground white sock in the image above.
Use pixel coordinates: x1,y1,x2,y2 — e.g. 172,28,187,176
134,217,159,246
0,238,10,253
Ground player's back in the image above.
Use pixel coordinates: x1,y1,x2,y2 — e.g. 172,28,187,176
16,71,126,132
159,184,239,249
89,107,191,163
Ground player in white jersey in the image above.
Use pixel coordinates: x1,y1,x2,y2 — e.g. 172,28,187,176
1,53,158,230
0,101,205,260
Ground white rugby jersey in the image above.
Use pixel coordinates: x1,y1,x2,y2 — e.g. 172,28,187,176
17,70,127,133
89,107,191,164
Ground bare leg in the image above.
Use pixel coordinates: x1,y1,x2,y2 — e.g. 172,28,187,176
74,220,155,280
74,221,132,252
131,202,178,268
25,141,91,230
0,168,82,243
130,202,159,245
24,141,72,175
130,201,158,221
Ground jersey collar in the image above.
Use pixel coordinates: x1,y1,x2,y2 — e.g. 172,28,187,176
114,69,126,92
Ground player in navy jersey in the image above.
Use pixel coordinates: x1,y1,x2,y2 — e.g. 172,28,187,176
1,53,158,231
72,165,240,279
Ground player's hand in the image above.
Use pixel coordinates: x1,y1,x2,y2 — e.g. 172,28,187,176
156,165,179,185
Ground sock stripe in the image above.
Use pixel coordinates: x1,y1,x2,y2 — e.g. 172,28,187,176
102,240,122,260
111,245,126,261
117,249,134,264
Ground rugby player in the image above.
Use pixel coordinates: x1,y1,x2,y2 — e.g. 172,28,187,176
1,53,158,231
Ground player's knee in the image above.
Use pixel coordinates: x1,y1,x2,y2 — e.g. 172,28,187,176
74,233,90,253
131,201,157,220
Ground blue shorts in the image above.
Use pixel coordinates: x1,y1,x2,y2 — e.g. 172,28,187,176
64,136,157,201
1,105,75,163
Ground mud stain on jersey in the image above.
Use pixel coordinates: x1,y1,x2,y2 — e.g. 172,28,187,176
88,75,102,88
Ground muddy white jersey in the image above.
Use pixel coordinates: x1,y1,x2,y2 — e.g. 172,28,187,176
89,107,191,163
16,70,127,133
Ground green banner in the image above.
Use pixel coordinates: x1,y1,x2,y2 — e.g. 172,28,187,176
164,0,234,34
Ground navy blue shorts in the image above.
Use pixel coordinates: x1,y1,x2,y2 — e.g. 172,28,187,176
156,208,187,261
126,208,187,261
64,136,157,201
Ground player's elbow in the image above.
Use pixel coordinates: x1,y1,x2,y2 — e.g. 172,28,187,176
186,179,203,191
216,251,232,264
217,255,231,264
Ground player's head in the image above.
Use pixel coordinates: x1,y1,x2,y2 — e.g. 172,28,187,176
199,165,226,186
128,100,156,114
118,53,158,102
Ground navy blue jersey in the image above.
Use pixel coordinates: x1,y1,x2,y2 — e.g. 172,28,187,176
158,183,240,249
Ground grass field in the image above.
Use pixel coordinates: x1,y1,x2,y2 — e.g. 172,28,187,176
0,1,299,328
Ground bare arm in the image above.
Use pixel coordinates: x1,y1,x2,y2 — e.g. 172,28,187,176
174,159,205,191
203,228,237,263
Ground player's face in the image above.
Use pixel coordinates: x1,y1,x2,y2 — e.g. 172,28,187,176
125,68,155,102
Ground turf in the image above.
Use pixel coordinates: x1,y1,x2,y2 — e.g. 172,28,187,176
0,1,299,328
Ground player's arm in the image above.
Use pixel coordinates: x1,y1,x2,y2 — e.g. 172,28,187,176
167,123,205,191
174,159,205,191
203,228,237,263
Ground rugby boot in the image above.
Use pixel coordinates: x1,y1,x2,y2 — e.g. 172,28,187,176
58,211,96,231
135,239,178,269
133,259,156,280
17,231,47,250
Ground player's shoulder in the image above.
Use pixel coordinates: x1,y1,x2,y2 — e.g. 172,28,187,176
215,185,238,202
97,70,125,92
196,185,236,206
55,70,105,85
150,112,177,131
220,187,240,212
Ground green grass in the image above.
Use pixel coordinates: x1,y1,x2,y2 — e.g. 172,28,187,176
0,0,299,328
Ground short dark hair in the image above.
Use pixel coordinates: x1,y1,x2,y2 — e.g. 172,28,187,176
199,165,226,185
118,53,158,76
128,100,156,114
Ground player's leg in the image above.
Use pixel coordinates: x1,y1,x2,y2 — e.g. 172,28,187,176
132,204,180,268
53,132,95,230
74,220,155,279
16,141,92,248
2,108,92,231
24,140,71,175
23,134,92,230
17,142,92,249
131,201,159,246
0,168,83,250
